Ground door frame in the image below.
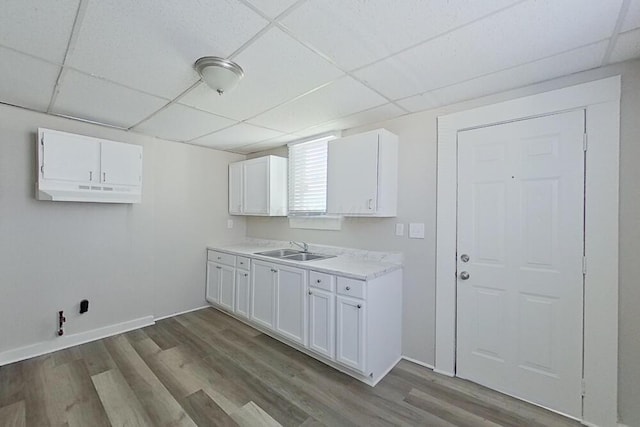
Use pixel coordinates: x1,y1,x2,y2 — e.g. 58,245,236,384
435,76,620,427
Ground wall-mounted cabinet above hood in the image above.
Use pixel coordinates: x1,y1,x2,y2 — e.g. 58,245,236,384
36,128,143,204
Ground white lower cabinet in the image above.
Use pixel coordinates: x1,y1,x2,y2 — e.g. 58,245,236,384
250,260,277,330
336,296,366,373
235,268,250,318
275,265,307,346
206,248,402,386
308,288,335,359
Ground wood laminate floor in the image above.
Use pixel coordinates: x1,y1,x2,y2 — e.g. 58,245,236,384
0,308,581,427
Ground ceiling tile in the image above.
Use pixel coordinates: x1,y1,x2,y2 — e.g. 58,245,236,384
190,123,285,150
134,104,237,142
398,41,608,112
609,28,640,64
67,0,268,99
248,76,387,132
51,70,168,128
622,0,640,32
355,0,622,100
234,133,302,154
296,103,405,137
245,0,299,18
179,27,344,120
0,47,60,111
281,0,520,70
0,0,79,63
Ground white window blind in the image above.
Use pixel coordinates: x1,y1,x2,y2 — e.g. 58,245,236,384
288,140,328,215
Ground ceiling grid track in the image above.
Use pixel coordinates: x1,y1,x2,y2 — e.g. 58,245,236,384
601,0,631,66
47,0,89,113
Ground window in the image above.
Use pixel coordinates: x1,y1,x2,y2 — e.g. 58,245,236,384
288,139,328,215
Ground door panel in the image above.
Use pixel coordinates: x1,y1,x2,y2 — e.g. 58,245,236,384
42,132,100,182
206,262,221,304
336,296,365,372
327,132,378,214
235,270,250,318
243,158,269,214
456,110,585,418
250,261,276,330
308,289,335,359
275,265,307,345
101,141,142,186
218,265,235,311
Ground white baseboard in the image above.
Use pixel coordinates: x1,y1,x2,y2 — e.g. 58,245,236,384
401,356,435,370
433,368,455,377
0,315,155,366
154,305,210,321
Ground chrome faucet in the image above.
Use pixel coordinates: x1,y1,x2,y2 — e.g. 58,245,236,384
290,241,309,252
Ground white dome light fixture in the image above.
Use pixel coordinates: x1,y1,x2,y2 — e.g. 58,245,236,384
194,56,244,96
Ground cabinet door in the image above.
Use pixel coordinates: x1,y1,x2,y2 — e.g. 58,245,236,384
308,288,335,359
243,158,269,214
336,296,366,372
229,162,243,215
41,131,100,183
327,132,379,214
206,262,222,304
275,265,307,345
101,141,142,186
235,269,250,318
250,260,276,330
218,265,235,311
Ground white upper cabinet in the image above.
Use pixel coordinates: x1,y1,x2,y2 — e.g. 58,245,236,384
228,155,287,216
37,128,143,203
327,129,398,217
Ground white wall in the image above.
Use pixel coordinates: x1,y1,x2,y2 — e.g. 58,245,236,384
0,104,246,358
247,59,640,426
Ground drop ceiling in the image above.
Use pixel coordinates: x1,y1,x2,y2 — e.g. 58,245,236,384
1,0,638,154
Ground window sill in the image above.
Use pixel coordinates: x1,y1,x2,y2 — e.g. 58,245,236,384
288,215,343,231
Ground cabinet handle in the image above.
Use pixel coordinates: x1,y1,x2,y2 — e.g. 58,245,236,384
240,262,244,265
357,304,362,309
271,268,277,273
217,256,221,260
89,171,93,181
308,290,312,295
316,279,321,283
216,266,222,270
244,273,248,277
103,172,106,182
346,286,351,291
367,198,373,210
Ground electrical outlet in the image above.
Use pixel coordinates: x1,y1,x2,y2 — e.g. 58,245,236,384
395,223,404,236
227,219,233,229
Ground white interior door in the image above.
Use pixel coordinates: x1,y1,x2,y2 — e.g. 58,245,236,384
456,110,585,418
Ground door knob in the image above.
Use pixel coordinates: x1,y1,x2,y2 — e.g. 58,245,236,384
459,271,470,280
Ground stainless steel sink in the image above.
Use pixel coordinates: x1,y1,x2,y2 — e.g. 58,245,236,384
283,253,335,262
255,249,302,257
254,248,335,262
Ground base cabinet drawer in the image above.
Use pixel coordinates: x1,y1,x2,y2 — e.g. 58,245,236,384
308,288,335,359
336,296,366,373
208,250,236,267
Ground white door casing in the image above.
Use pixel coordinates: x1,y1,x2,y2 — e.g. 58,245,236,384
456,111,585,418
436,76,620,427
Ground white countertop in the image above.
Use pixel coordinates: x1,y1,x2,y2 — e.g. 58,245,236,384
207,241,402,281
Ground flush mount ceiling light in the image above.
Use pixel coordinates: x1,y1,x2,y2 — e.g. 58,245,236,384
194,56,244,96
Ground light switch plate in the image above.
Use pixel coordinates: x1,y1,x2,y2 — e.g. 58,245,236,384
395,223,404,236
409,223,425,239
227,219,234,229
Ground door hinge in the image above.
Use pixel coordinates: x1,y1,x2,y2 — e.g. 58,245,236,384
583,133,588,151
582,256,587,275
581,379,586,397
